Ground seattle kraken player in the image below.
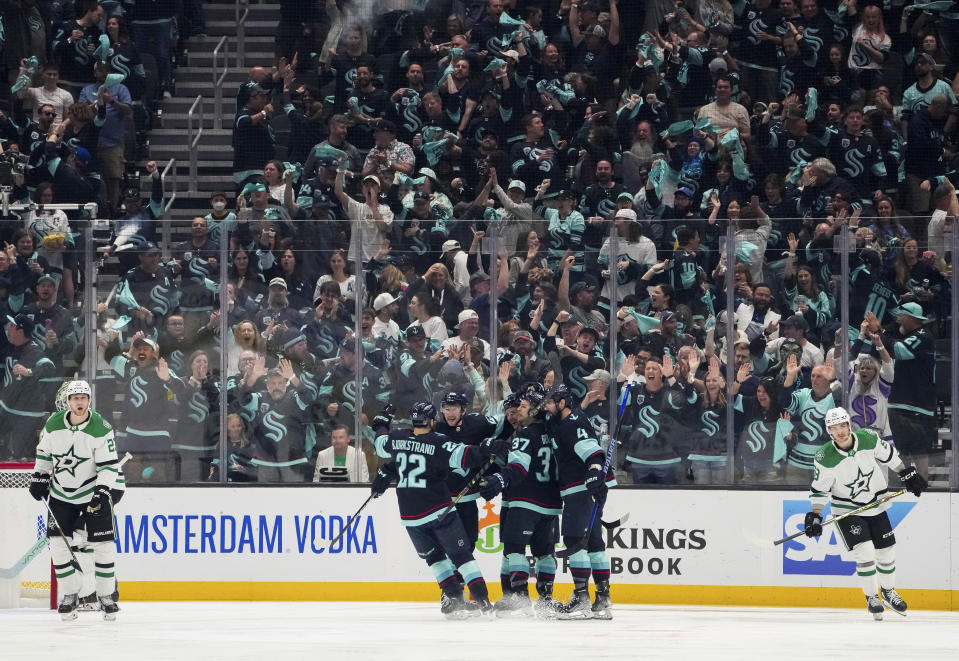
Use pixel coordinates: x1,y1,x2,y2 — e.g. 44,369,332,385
481,387,563,618
434,391,501,548
545,385,616,619
372,402,504,618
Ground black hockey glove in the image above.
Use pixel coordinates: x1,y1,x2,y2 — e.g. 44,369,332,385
585,465,607,506
371,466,394,498
803,511,823,538
371,404,395,431
479,472,508,501
87,485,112,515
479,437,509,458
898,466,928,497
28,472,50,501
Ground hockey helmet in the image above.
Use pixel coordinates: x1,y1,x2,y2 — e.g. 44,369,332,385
550,383,572,405
824,407,851,429
56,380,92,410
410,401,437,426
442,391,469,409
521,385,546,409
503,392,523,410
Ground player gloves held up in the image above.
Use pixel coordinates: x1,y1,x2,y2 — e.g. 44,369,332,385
803,511,823,537
479,437,509,457
480,472,508,500
29,472,50,501
585,465,607,506
898,466,928,497
372,404,395,431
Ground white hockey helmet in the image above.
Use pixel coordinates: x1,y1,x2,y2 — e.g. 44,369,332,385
57,380,92,410
824,407,850,429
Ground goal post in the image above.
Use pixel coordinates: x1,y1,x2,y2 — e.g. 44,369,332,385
0,462,57,609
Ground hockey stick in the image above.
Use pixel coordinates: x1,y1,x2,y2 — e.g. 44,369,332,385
601,511,630,531
436,454,498,523
327,493,376,550
0,536,50,580
772,489,907,546
556,383,632,559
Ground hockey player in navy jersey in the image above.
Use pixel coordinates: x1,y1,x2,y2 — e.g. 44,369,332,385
481,386,563,618
545,384,616,619
372,402,505,618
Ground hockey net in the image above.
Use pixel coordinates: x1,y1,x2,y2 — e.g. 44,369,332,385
0,463,57,609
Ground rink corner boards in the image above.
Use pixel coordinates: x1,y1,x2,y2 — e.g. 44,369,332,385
117,582,959,611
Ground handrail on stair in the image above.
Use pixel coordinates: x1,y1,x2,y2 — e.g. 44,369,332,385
187,96,204,193
160,158,177,254
236,0,250,69
212,36,229,129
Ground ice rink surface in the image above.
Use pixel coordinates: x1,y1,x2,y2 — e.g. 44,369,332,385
2,601,958,661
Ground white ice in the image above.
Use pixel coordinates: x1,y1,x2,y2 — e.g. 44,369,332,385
2,602,958,660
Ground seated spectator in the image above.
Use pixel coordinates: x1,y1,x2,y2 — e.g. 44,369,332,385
312,425,371,483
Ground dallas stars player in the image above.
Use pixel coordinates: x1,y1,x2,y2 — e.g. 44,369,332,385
804,408,928,620
29,380,121,621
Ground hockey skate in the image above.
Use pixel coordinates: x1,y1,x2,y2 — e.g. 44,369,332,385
879,588,908,616
440,590,474,620
591,581,613,620
474,597,494,617
866,594,885,621
58,593,79,621
99,596,120,621
492,591,533,618
558,588,593,620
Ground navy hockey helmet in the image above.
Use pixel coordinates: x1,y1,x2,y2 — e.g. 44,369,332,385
410,401,437,426
503,392,523,410
550,383,572,405
442,391,469,408
521,384,546,409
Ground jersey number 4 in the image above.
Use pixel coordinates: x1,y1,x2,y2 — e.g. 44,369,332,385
395,452,426,488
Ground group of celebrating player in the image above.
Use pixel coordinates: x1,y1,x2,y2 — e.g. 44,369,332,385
26,378,929,622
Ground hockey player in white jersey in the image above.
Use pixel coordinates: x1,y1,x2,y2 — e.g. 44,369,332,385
803,408,927,620
29,380,121,621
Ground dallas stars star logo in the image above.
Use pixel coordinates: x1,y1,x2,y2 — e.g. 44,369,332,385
844,466,875,500
53,446,88,478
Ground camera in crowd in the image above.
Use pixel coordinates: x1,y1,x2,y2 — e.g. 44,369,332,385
0,150,29,187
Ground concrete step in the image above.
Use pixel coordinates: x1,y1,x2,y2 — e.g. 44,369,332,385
160,97,237,114
206,20,277,37
201,2,281,22
150,128,233,146
175,67,248,85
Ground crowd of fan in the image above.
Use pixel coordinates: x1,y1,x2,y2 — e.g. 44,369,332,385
0,0,955,486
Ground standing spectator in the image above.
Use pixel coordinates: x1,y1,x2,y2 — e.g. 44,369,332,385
695,75,750,140
0,313,55,461
13,63,74,127
905,95,950,217
510,113,557,194
334,171,394,265
884,303,937,480
127,0,177,99
173,349,219,482
848,314,894,440
781,355,840,483
346,64,390,153
847,3,890,93
1,0,47,90
79,63,132,213
50,0,102,98
232,85,276,189
362,121,415,185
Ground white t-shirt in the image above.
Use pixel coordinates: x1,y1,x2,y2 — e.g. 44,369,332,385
442,335,491,361
372,317,400,341
314,274,357,303
345,197,394,264
408,316,448,344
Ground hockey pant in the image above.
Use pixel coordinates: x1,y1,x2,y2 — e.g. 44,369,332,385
73,529,118,599
837,512,896,596
500,506,558,594
48,498,116,599
560,490,610,589
406,512,489,601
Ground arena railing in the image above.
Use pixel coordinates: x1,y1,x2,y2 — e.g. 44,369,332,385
186,95,204,193
212,36,229,130
236,0,250,70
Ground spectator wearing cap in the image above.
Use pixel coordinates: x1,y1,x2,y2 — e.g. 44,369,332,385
544,308,607,398
406,262,465,331
443,308,491,360
78,62,132,212
763,314,824,370
539,188,586,279
363,120,415,185
0,312,55,461
292,157,347,222
487,169,534,245
393,324,443,421
439,238,470,302
239,356,318,482
883,302,937,478
507,328,552,390
560,261,604,328
347,64,390,152
598,209,656,305
569,5,620,100
397,191,450,272
111,333,187,482
113,161,165,252
579,367,612,427
23,271,76,370
334,168,394,265
372,292,401,341
303,281,353,361
232,84,276,188
905,94,952,216
735,283,781,343
113,241,178,334
41,134,99,210
902,53,956,131
253,277,301,336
